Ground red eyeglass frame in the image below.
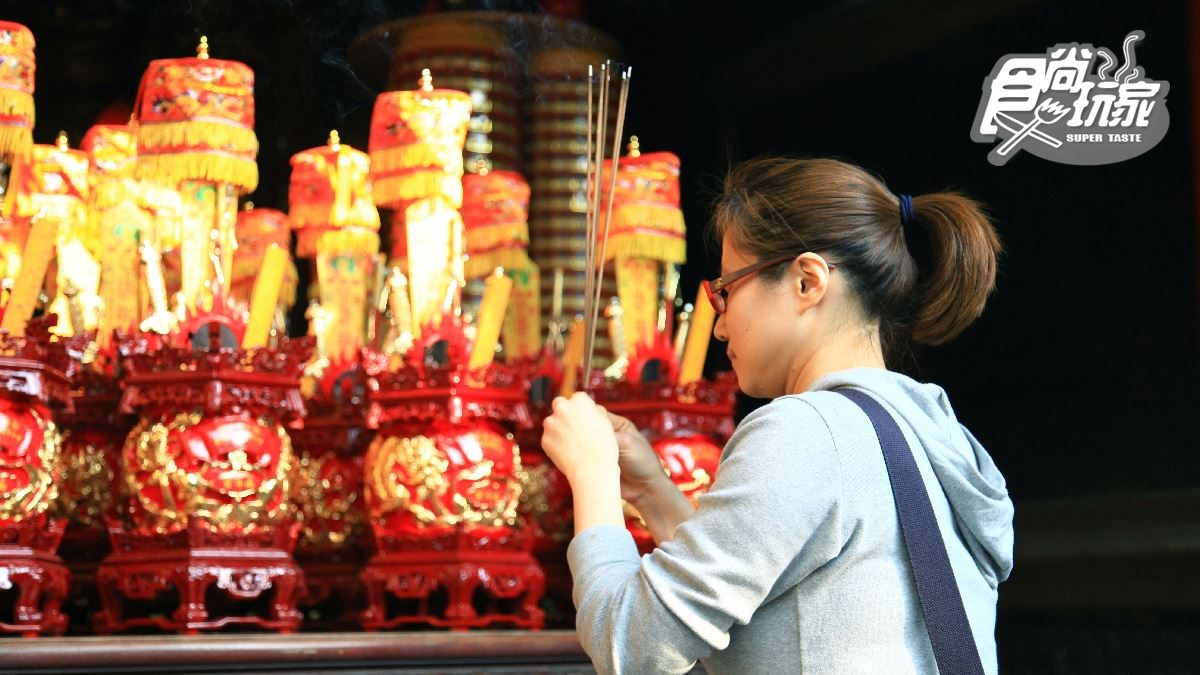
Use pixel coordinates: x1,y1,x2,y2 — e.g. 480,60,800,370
702,254,837,315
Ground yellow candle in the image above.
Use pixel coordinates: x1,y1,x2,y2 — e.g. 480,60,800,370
1,217,59,337
468,268,514,370
677,283,715,385
241,244,289,348
405,197,455,334
559,315,586,397
502,265,541,360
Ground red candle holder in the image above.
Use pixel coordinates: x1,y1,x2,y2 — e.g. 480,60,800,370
55,336,130,634
594,371,738,555
0,317,73,636
289,359,375,630
93,324,313,635
359,325,545,631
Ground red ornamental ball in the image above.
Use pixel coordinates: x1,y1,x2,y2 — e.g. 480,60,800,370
651,433,723,506
365,420,523,533
0,400,60,525
122,412,292,535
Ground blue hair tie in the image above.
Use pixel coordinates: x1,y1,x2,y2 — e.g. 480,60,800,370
898,194,915,227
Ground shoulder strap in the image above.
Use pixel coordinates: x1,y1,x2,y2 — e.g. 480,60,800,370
835,388,985,675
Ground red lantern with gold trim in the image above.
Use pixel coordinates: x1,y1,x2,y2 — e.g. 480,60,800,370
132,36,257,314
368,69,471,264
289,363,375,629
289,131,380,259
133,37,257,192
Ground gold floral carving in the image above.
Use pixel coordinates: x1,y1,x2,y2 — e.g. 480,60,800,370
292,452,364,547
515,463,549,520
60,437,114,528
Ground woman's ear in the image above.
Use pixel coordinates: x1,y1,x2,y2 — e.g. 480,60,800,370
790,252,833,310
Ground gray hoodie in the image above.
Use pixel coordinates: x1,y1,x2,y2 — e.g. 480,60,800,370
568,367,1015,674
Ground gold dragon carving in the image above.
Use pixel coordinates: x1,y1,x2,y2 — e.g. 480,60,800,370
126,411,292,534
366,433,523,528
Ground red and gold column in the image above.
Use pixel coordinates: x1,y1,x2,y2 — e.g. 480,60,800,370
461,169,541,361
0,319,72,636
368,69,471,337
360,352,544,631
131,36,258,314
286,132,381,627
600,138,687,381
94,329,313,635
289,131,380,365
8,133,94,338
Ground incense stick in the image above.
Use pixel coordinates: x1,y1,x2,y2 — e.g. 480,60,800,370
580,62,632,391
588,66,631,380
582,63,609,388
582,64,596,385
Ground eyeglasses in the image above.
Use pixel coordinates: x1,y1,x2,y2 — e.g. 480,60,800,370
702,254,837,315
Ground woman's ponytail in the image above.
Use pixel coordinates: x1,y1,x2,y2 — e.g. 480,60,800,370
908,192,1002,345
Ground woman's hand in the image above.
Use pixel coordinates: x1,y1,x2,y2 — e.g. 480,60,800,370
600,408,667,507
542,393,626,533
541,392,620,486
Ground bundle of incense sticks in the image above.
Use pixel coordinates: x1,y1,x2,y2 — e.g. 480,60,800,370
581,62,632,389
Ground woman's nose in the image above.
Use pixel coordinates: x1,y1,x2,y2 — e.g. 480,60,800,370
712,313,729,342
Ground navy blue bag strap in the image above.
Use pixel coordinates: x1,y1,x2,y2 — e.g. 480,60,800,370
835,388,985,675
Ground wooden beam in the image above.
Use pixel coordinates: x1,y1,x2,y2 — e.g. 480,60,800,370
0,631,592,672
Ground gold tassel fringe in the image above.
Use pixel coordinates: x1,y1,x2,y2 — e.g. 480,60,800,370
373,172,463,208
370,144,464,174
290,203,381,232
465,221,528,253
602,204,687,263
466,247,533,279
605,232,686,264
137,152,259,192
295,226,381,259
90,179,140,211
0,91,34,158
0,125,33,161
137,120,258,155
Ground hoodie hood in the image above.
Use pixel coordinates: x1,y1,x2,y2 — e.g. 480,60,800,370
809,367,1015,586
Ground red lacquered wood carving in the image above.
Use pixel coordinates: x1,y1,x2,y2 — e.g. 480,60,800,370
93,319,313,635
0,318,72,636
55,336,131,633
289,358,374,629
359,319,544,631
